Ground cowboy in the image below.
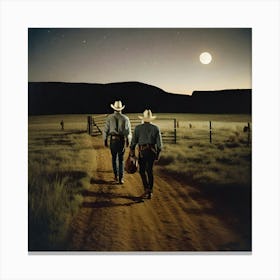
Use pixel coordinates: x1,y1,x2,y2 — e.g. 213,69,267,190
103,100,132,184
130,109,163,199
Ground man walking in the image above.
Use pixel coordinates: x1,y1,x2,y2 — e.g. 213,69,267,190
103,100,132,184
130,109,163,199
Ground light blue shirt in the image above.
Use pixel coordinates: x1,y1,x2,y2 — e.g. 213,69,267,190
103,112,132,142
130,122,163,151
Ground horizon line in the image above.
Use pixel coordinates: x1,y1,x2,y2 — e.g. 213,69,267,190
28,80,252,96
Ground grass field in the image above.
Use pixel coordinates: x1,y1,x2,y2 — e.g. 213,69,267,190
158,116,252,187
28,116,96,250
28,113,251,250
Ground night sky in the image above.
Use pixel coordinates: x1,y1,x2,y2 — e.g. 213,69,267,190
28,28,251,95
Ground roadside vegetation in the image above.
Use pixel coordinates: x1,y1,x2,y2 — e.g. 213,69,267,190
28,116,96,250
159,121,251,187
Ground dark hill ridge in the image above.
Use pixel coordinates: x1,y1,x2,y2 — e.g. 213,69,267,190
28,82,251,115
192,89,252,114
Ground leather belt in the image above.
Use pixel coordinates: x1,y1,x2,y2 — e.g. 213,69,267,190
139,144,155,150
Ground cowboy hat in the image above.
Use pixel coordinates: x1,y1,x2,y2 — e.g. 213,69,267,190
138,109,156,122
111,100,125,111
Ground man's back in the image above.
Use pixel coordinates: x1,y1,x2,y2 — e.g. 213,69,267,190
103,112,131,139
131,122,162,149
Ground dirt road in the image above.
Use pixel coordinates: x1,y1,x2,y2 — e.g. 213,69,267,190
69,139,250,251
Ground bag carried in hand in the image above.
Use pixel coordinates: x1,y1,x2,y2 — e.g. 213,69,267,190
125,155,138,174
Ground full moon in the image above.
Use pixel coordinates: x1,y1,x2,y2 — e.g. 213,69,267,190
200,52,212,64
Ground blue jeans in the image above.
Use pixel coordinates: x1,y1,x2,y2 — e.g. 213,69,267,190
110,139,125,179
138,149,156,191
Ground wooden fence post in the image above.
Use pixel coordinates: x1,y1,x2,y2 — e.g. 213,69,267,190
174,119,177,144
209,121,212,143
247,122,250,147
87,116,92,135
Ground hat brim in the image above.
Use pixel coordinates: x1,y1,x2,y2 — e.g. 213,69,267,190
138,116,156,122
111,104,125,111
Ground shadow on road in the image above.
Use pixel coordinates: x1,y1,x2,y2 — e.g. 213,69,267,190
81,190,144,208
90,178,110,184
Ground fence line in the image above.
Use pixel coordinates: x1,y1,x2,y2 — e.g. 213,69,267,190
87,115,251,146
178,120,251,146
87,115,177,144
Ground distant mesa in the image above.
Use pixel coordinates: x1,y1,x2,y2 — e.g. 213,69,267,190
28,81,251,115
191,89,251,114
